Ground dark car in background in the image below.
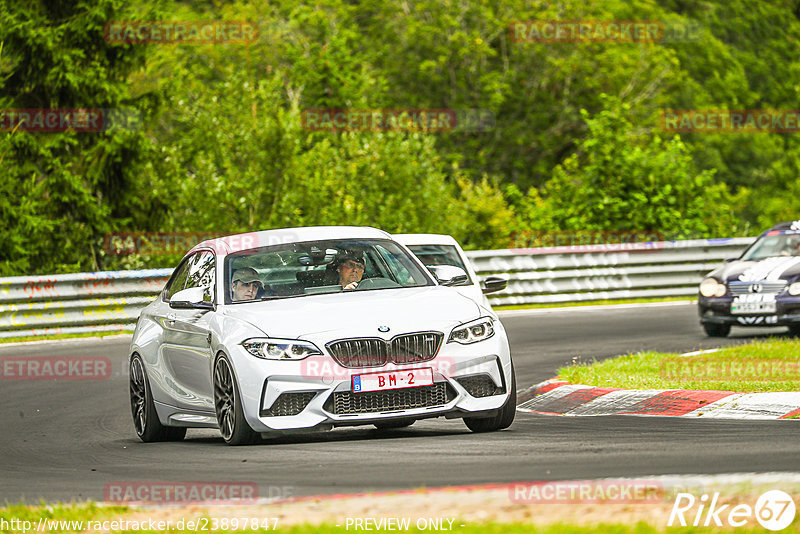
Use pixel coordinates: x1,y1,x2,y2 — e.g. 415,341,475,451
698,221,800,337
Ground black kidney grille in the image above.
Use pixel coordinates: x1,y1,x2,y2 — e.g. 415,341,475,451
390,332,442,364
326,338,389,367
326,332,443,368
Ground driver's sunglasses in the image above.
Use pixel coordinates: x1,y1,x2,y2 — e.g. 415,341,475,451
343,260,365,272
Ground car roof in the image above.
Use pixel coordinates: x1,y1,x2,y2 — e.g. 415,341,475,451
192,226,392,254
393,233,460,247
768,221,800,231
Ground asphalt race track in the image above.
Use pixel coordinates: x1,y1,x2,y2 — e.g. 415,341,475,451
2,302,798,504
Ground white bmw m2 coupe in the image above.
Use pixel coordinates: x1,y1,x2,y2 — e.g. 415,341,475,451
129,226,515,445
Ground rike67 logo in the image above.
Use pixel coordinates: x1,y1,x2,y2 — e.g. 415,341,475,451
668,490,796,531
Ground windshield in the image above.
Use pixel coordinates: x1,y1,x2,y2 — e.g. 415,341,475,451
740,230,800,261
224,238,433,303
405,244,473,286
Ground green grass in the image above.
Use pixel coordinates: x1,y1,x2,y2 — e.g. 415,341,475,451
558,338,800,393
1,503,799,533
285,523,799,533
0,502,129,532
0,330,133,345
494,296,692,311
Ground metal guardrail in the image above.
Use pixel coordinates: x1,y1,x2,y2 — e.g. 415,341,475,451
0,237,755,338
468,237,755,306
0,269,171,338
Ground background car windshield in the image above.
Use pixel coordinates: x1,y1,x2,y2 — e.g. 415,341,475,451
405,244,473,286
741,231,800,260
225,239,432,302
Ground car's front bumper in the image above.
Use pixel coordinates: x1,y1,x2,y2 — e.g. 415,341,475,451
232,335,513,433
698,294,800,327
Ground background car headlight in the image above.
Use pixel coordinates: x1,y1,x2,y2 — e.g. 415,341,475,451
241,338,322,360
789,282,800,296
699,278,726,297
448,317,495,344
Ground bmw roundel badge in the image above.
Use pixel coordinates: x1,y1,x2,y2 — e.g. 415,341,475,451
378,325,390,333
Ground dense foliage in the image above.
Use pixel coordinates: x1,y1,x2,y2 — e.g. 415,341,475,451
1,0,798,275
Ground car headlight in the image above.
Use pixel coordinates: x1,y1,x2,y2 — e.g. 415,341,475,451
699,278,726,297
789,282,800,296
448,317,495,344
241,338,322,360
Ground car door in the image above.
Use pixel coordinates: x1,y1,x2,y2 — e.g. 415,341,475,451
159,250,217,412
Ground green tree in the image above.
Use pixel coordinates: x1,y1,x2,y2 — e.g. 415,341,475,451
0,0,168,275
519,96,736,239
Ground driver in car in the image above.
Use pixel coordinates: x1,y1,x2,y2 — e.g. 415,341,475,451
336,254,365,290
231,267,264,301
781,235,800,256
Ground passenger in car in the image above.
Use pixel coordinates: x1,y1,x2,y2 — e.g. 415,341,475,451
231,267,264,301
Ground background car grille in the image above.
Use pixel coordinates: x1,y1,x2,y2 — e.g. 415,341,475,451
326,332,443,368
727,281,787,295
455,374,504,398
260,392,316,417
325,383,454,414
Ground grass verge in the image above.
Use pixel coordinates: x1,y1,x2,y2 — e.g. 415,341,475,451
0,330,133,345
1,502,797,533
277,523,794,533
0,502,129,531
558,338,800,392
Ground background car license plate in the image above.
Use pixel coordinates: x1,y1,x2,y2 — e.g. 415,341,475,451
731,301,777,314
352,368,433,393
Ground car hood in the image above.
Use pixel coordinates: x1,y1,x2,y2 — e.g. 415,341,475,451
221,286,481,340
710,256,800,283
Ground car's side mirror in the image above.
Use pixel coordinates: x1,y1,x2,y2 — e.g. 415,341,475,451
428,265,468,286
481,276,508,294
169,287,214,310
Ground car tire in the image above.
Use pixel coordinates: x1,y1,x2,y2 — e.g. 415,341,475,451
702,323,731,337
213,354,260,446
129,354,187,442
373,419,415,430
463,363,516,433
788,325,800,337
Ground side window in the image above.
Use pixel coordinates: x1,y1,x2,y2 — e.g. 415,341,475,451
166,256,193,300
407,245,472,285
184,251,216,303
376,244,424,285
